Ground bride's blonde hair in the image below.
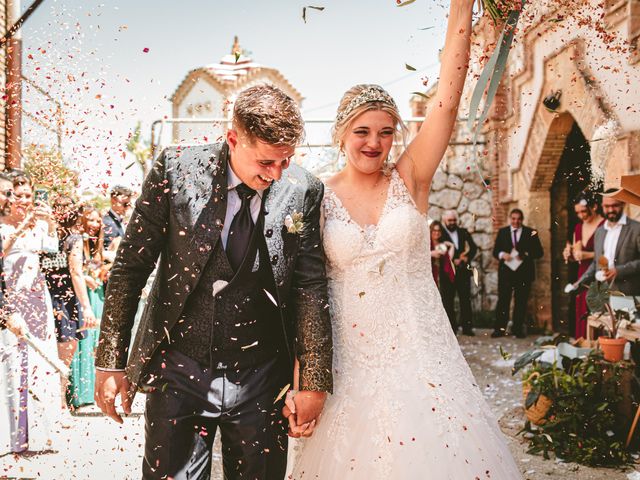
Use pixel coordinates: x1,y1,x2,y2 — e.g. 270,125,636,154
332,84,409,151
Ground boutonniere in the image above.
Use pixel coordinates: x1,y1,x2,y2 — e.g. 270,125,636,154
284,211,304,235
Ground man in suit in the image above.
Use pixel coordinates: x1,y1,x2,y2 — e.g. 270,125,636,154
95,85,333,480
102,185,133,249
492,208,544,338
440,210,478,335
578,190,640,296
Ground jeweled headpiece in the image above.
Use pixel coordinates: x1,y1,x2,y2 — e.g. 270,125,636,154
335,85,399,125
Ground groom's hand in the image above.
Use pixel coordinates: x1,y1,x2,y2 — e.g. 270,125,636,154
294,390,326,425
282,390,317,438
95,370,132,424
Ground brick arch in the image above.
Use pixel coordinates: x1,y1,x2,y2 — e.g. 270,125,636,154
519,40,615,192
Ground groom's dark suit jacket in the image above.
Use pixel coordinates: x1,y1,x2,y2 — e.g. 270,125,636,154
95,142,333,397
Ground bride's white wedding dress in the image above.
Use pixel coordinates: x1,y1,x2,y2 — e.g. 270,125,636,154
290,167,521,479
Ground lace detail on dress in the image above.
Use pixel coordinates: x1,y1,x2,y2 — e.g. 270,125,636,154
291,166,521,479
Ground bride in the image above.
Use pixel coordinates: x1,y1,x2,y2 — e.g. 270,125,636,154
286,0,522,478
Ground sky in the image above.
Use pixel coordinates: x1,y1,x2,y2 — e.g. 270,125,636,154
18,0,458,191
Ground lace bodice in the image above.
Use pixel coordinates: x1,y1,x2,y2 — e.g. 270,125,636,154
322,168,435,369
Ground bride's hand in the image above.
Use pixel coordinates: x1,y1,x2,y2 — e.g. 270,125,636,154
283,390,319,438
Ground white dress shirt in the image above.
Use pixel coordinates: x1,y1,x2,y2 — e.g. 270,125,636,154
444,227,459,250
603,214,627,269
221,165,266,249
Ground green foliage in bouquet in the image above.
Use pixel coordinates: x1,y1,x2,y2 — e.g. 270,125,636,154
481,0,524,23
521,353,633,467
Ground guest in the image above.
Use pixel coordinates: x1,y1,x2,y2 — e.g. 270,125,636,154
579,188,640,296
0,174,60,454
562,192,604,338
67,204,106,408
492,208,544,338
430,220,455,288
0,171,19,330
42,196,98,409
440,210,478,335
102,185,133,251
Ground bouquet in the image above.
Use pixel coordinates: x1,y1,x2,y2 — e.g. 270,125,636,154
479,0,525,23
467,0,528,187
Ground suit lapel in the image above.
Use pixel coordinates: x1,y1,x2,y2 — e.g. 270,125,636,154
614,223,630,262
190,145,229,261
262,174,302,289
262,183,282,286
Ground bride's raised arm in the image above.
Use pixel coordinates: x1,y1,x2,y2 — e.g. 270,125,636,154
397,0,475,205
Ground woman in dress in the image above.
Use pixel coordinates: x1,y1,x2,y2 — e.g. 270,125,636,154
288,1,522,477
429,220,455,289
67,204,105,408
562,192,604,339
0,174,60,454
43,196,97,409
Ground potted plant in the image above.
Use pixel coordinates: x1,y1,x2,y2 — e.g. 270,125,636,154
586,281,628,362
520,353,633,467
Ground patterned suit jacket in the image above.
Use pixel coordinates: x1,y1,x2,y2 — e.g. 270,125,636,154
96,142,333,396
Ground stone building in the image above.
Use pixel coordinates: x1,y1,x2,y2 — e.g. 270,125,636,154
170,37,303,144
412,0,640,332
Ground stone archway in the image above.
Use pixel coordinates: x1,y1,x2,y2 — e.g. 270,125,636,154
513,40,618,331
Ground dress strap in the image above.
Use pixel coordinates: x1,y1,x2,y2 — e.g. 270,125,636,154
386,165,418,211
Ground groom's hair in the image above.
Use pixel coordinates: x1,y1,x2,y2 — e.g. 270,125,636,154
233,84,305,147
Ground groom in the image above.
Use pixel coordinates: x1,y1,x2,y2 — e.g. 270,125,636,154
95,84,333,479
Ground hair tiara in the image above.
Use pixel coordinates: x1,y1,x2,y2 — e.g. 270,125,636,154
335,85,399,125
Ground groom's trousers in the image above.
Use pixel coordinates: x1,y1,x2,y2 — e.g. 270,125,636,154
141,348,289,480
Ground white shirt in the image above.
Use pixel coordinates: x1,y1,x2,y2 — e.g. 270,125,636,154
444,227,459,250
221,164,265,248
603,214,627,269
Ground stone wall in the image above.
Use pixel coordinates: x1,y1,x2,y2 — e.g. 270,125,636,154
427,122,498,313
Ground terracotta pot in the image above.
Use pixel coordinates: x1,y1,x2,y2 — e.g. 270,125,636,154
598,337,627,362
522,372,552,425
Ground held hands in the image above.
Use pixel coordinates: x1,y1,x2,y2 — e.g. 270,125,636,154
454,254,468,267
502,253,512,262
282,390,326,438
95,370,132,424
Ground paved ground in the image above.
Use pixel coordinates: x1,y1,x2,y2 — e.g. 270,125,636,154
1,329,637,479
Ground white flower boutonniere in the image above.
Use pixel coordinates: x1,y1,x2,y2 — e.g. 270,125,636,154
284,211,304,235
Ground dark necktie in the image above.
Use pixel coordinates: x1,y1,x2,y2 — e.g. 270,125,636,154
512,229,518,248
226,183,257,271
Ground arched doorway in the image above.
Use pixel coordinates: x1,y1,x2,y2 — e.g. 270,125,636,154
549,122,597,333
